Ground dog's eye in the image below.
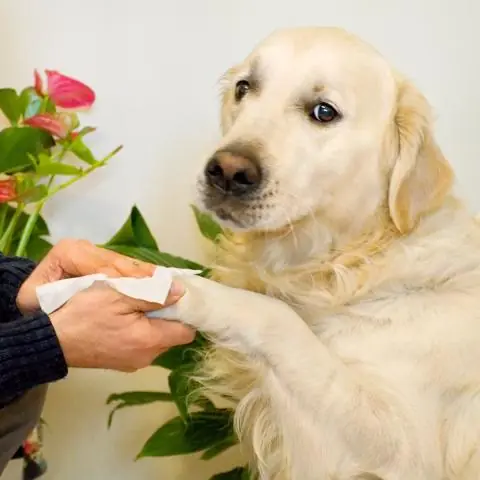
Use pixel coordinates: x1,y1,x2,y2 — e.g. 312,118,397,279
310,103,338,123
235,80,250,102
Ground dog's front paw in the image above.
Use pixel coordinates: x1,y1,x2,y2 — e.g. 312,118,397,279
155,275,229,331
155,274,291,347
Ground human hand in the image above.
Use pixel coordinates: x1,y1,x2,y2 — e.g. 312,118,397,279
17,238,155,314
49,281,194,371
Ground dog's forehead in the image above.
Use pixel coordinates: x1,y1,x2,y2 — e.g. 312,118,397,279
246,27,392,90
254,27,379,61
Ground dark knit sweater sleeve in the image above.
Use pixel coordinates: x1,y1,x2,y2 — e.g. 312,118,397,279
0,254,36,319
0,254,67,407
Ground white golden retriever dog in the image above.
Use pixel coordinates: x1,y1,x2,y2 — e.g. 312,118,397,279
161,27,480,479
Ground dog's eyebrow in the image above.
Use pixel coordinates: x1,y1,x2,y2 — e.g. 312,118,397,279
303,84,325,99
296,84,327,108
245,57,262,89
221,57,262,91
312,85,325,94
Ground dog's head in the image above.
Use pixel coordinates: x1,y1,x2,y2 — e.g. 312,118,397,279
197,27,453,235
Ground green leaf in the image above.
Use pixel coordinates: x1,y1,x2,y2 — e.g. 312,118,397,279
192,205,224,243
103,205,210,272
70,136,97,165
27,153,38,168
137,409,234,458
106,391,173,428
4,207,49,238
0,89,21,124
168,367,191,421
105,206,158,250
12,170,49,204
168,364,214,421
35,161,82,176
105,244,207,273
0,127,54,174
201,436,238,460
20,88,42,119
14,171,36,195
0,205,8,233
107,391,173,405
75,126,96,137
23,236,52,262
15,184,48,203
19,88,55,119
152,333,208,370
210,467,251,480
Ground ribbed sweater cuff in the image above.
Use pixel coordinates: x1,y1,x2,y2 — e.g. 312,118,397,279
0,312,68,408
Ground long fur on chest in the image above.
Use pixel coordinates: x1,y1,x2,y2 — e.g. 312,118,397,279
193,202,480,479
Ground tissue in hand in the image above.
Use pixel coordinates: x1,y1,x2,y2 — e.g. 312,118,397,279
36,266,202,315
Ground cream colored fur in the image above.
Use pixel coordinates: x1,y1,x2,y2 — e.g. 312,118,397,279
161,27,480,479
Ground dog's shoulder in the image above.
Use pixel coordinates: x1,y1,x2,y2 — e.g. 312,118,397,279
311,206,480,394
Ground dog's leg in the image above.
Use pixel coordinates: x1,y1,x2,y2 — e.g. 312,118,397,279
160,275,423,478
442,391,480,480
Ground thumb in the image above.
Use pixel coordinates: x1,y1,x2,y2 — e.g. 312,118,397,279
148,317,196,349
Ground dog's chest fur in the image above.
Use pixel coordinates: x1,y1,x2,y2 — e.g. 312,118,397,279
201,207,480,479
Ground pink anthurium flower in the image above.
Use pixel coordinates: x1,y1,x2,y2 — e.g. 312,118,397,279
45,70,95,109
24,113,69,138
0,177,17,203
33,69,96,109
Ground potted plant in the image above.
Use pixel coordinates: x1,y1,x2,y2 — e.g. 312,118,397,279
0,71,248,479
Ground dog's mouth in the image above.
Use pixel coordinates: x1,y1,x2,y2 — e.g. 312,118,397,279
198,188,263,230
214,206,240,223
196,171,281,231
204,201,252,229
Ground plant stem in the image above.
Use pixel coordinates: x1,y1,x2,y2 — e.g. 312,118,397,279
14,146,122,257
0,204,24,254
15,143,71,257
14,170,58,257
15,205,40,257
40,96,50,114
48,146,122,197
0,204,7,236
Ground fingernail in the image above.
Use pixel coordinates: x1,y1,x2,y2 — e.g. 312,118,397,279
170,281,184,297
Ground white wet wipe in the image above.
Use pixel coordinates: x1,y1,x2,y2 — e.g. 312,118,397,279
36,266,201,315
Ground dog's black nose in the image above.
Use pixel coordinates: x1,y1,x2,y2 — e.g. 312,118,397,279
205,151,262,196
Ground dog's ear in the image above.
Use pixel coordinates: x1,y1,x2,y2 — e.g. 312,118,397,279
388,79,453,234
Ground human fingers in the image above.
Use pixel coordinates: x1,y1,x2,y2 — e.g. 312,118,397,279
106,251,155,278
116,280,185,313
147,318,196,349
54,239,156,279
163,281,185,307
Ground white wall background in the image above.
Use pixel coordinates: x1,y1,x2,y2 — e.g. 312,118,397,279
1,0,479,478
